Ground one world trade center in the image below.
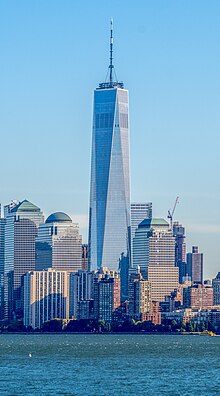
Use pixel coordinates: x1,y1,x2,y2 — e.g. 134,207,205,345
88,20,131,271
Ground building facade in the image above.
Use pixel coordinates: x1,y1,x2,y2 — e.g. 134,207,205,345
212,272,220,305
133,218,175,279
36,212,82,273
148,265,179,303
187,246,203,284
23,269,69,329
128,266,151,320
4,200,44,320
88,22,131,271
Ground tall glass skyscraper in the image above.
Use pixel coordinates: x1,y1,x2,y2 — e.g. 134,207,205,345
88,21,131,271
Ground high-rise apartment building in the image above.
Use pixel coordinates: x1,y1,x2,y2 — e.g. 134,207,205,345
187,246,203,284
212,272,220,305
23,269,69,329
133,218,175,279
69,270,94,318
97,272,120,322
4,200,44,320
128,266,151,320
190,284,213,309
88,21,131,271
36,212,82,273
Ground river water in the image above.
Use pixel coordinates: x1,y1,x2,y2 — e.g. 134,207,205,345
0,334,219,395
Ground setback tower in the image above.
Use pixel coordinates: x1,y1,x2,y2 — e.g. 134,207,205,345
88,20,131,270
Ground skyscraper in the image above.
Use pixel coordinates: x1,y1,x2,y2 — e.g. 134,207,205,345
36,212,82,273
187,246,203,284
88,20,131,271
133,218,175,279
131,202,152,242
4,200,44,320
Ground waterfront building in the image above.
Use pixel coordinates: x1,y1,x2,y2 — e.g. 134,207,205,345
96,272,120,323
36,212,82,273
128,266,151,320
118,252,129,302
133,218,175,279
190,284,213,310
4,200,44,320
23,269,69,329
212,272,220,305
187,246,203,284
0,217,6,319
69,270,94,318
148,265,179,303
88,20,131,271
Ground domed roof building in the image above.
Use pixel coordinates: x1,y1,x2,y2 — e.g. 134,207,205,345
36,211,82,273
45,212,72,223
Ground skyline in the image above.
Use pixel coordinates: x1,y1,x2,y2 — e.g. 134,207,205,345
0,1,220,278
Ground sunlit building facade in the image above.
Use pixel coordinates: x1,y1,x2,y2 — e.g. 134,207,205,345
88,22,131,271
23,269,69,329
36,212,82,273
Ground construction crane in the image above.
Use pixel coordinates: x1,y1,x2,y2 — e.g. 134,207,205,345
168,196,179,230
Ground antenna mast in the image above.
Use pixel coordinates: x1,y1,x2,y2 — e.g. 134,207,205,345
109,18,113,85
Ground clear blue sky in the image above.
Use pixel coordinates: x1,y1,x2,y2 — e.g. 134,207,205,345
0,0,219,278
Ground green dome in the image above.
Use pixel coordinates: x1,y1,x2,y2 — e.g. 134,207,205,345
45,212,71,223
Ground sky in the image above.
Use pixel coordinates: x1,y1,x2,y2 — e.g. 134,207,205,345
0,0,219,279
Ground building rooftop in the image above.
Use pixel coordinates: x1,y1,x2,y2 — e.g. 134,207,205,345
45,212,72,224
11,199,41,213
139,218,169,228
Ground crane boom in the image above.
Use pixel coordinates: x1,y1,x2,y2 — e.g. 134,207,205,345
168,196,179,229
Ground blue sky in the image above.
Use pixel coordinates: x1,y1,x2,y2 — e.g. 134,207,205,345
0,0,219,278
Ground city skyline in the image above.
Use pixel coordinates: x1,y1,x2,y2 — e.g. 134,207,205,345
0,1,220,278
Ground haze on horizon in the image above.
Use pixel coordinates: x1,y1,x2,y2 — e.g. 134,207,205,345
0,0,219,279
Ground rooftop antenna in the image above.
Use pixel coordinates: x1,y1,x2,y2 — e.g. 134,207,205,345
109,18,113,85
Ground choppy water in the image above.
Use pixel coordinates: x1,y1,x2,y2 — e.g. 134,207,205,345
0,334,219,395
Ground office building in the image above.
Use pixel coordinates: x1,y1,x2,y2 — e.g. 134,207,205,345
131,202,152,245
133,218,175,279
187,246,203,284
36,212,82,272
212,272,220,305
4,200,44,320
148,265,179,303
88,20,131,271
23,269,69,329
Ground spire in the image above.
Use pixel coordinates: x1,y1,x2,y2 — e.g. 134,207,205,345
109,18,113,85
98,19,124,90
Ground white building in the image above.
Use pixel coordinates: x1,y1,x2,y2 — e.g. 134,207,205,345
23,269,69,329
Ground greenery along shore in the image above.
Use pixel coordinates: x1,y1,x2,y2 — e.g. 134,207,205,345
0,318,219,334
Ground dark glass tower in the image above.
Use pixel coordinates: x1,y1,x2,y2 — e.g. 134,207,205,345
88,21,131,271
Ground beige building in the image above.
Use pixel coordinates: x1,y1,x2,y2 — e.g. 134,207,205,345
148,265,179,302
128,266,151,319
23,269,69,329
